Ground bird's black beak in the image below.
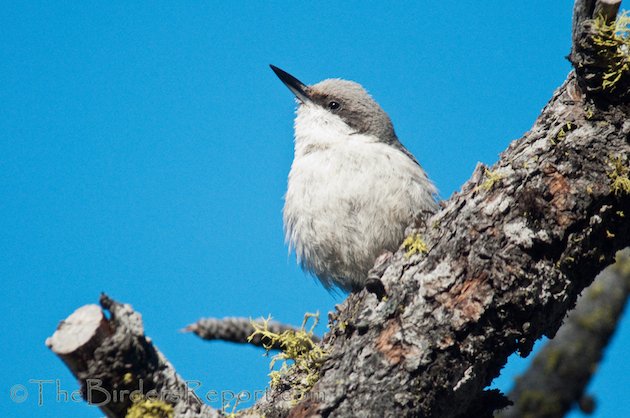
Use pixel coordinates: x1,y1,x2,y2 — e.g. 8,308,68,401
270,65,312,104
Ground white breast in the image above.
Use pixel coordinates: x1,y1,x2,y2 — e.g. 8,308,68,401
283,103,437,292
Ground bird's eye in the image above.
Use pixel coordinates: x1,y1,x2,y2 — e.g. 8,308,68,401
328,101,340,110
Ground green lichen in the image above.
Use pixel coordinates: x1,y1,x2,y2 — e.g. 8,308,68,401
249,313,326,403
592,11,630,91
515,390,563,418
607,155,630,195
122,372,134,385
543,348,562,373
551,122,577,145
402,233,428,257
576,305,615,332
588,280,605,300
615,251,630,276
224,407,238,418
125,399,173,418
480,167,504,191
584,105,595,120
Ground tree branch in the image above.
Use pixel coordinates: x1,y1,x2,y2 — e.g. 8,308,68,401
184,317,320,350
47,294,220,418
498,249,630,418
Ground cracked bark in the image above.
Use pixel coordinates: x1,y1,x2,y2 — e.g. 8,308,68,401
47,1,630,417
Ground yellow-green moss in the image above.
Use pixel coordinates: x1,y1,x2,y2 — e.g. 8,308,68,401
122,372,134,385
593,11,630,91
249,313,326,403
584,105,595,120
543,348,562,373
615,251,630,276
587,280,605,299
480,167,503,191
515,390,563,418
551,122,577,145
576,305,615,332
224,410,238,418
125,399,173,418
402,233,428,257
607,155,630,195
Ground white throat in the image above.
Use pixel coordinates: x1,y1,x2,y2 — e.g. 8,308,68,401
293,103,368,157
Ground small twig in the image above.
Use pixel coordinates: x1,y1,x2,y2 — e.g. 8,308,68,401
183,317,320,350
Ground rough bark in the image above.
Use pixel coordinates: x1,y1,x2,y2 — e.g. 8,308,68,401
498,249,630,418
184,317,319,350
48,1,630,417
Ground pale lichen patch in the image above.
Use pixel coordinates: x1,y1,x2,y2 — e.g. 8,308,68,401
504,220,535,248
483,195,512,217
419,259,456,298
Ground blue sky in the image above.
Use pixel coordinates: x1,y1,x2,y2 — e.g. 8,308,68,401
1,1,628,417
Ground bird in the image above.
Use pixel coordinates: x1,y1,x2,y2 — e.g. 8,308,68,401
270,65,438,293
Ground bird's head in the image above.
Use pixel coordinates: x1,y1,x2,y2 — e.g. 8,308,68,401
270,65,397,146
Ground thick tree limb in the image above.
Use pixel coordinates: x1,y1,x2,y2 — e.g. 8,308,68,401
184,317,319,350
47,294,220,418
48,2,630,417
498,249,630,418
257,3,630,417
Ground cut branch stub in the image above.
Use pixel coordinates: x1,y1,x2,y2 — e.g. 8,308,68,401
47,295,220,418
46,304,113,383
